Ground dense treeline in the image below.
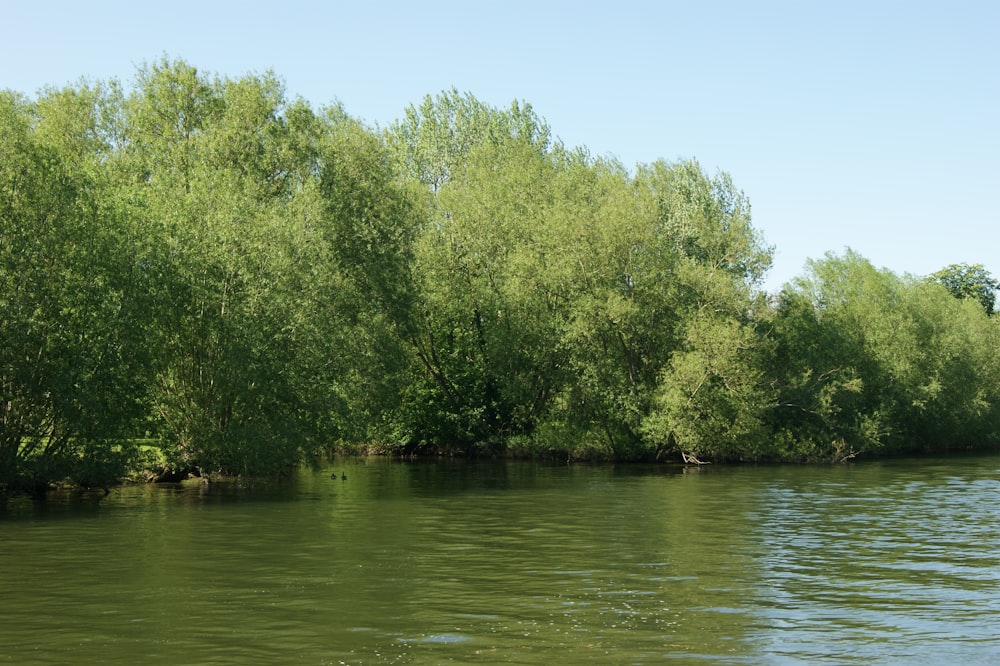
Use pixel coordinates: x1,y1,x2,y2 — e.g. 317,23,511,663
3,59,999,492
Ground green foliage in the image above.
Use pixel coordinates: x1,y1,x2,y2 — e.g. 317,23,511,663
645,313,771,461
628,160,773,460
115,59,341,476
930,263,999,315
386,87,551,191
5,65,1000,492
767,251,1000,460
311,106,425,448
383,93,776,460
0,88,152,491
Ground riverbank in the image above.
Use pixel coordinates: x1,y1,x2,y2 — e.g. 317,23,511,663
6,438,999,498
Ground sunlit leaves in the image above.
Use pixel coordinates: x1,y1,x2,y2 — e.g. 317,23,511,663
7,68,1000,487
118,59,332,475
386,88,552,192
644,314,768,459
769,251,1000,459
0,89,151,491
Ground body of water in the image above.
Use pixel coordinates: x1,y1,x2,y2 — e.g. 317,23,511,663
2,454,999,664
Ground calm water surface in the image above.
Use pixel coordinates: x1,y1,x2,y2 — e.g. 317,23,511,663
2,454,999,664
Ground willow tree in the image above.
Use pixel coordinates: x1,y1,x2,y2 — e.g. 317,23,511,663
382,92,558,452
309,104,425,448
115,59,338,475
384,91,778,460
525,153,676,457
635,160,774,461
0,86,152,491
386,91,669,456
386,87,552,192
767,251,1000,460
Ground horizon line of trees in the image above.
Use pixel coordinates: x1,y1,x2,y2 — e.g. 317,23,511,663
4,58,1000,493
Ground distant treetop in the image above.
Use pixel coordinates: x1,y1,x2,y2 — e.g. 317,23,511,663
930,263,1000,315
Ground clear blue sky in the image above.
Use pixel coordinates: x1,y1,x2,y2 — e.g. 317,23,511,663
4,0,997,291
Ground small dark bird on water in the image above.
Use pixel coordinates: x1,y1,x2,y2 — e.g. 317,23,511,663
341,472,347,481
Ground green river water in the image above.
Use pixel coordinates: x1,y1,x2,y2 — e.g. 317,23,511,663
2,454,999,664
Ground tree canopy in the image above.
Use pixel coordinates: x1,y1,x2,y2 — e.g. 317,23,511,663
4,59,999,492
930,263,999,315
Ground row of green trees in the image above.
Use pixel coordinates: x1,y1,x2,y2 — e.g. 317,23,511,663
3,59,999,491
